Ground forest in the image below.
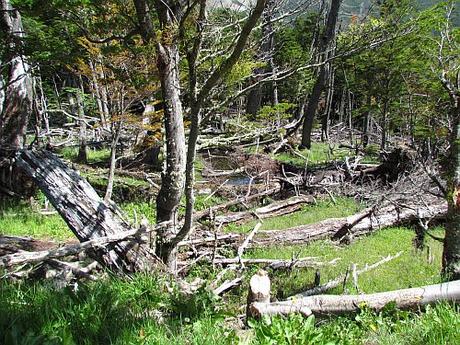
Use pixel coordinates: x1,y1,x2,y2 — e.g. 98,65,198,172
0,0,459,343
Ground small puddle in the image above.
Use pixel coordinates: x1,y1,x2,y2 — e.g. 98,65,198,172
225,175,253,186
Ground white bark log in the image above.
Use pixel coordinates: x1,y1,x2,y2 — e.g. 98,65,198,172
250,280,460,318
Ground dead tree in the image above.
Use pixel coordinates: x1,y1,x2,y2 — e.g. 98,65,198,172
16,149,158,273
437,1,460,280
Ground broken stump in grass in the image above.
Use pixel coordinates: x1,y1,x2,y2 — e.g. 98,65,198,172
246,269,271,320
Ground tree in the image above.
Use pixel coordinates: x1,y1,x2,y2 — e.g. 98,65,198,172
133,0,267,270
300,0,342,149
435,1,460,280
0,0,34,197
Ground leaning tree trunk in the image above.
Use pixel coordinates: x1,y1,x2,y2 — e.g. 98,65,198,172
300,0,342,149
16,149,157,273
0,0,34,197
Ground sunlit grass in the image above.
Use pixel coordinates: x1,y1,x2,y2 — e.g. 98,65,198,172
60,147,111,164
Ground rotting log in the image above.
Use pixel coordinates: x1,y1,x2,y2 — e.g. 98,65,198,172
252,200,447,247
249,280,460,318
15,149,159,273
214,195,314,225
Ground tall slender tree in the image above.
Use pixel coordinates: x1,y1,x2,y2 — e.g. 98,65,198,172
300,0,342,149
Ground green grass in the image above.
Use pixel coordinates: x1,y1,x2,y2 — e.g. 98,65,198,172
0,200,72,241
249,303,460,345
225,196,362,233
60,147,111,165
0,227,455,345
0,200,160,241
0,274,238,345
274,142,380,168
246,227,444,299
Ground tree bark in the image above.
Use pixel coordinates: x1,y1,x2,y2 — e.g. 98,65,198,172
0,0,33,150
16,149,157,273
300,0,342,149
0,0,34,198
443,103,460,280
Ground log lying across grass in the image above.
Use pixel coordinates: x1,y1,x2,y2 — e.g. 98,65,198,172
252,200,447,247
214,194,315,225
248,279,460,318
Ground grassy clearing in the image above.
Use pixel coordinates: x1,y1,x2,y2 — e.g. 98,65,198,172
0,226,456,345
225,196,362,233
0,200,72,241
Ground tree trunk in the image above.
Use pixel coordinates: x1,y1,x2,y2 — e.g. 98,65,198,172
0,60,5,112
0,0,34,198
245,0,277,116
76,85,88,163
0,0,33,151
300,0,342,149
249,280,460,318
16,149,157,273
443,103,460,280
362,94,371,148
104,121,122,202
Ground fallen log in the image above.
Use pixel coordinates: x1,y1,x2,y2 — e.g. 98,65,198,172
0,221,171,268
214,195,315,225
248,280,460,318
252,200,447,247
212,257,336,270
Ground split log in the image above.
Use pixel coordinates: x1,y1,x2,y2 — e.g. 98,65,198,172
193,185,281,222
15,149,160,273
249,280,460,318
252,200,447,247
214,195,315,225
